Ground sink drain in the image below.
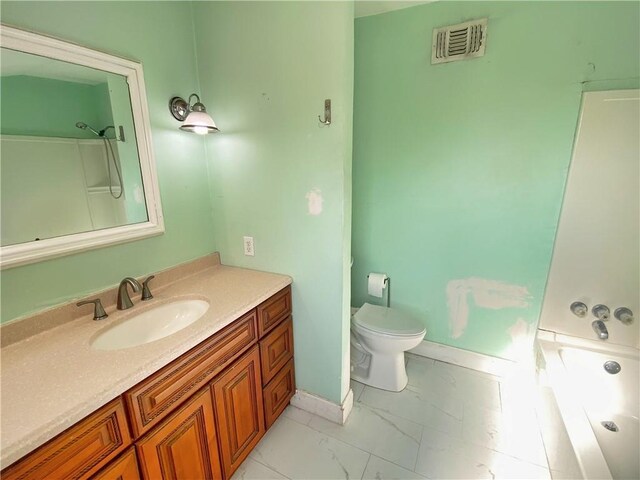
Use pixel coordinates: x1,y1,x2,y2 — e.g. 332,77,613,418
604,361,621,374
601,421,619,432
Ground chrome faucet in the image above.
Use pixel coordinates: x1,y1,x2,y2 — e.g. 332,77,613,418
592,320,609,340
117,277,142,310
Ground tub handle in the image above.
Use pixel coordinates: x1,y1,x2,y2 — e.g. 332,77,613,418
570,301,588,318
614,307,634,325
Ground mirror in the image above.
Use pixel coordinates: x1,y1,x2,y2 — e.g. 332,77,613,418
0,25,164,268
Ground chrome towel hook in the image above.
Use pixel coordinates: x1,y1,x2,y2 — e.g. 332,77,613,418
318,99,331,126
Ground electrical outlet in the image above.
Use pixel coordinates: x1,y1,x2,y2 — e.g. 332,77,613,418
243,236,255,256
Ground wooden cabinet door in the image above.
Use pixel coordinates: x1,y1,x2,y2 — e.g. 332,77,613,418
257,286,291,337
136,388,223,480
125,310,258,439
212,346,265,478
92,448,140,480
263,358,295,429
2,398,131,480
259,316,294,385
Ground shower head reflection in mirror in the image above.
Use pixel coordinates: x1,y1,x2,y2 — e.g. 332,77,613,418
75,122,124,199
0,24,164,268
75,122,101,137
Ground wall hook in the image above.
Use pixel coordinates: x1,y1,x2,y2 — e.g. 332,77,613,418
318,99,331,126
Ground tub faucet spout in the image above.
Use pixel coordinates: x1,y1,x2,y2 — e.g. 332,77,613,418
592,320,609,340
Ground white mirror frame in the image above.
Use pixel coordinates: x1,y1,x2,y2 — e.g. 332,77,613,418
0,25,164,269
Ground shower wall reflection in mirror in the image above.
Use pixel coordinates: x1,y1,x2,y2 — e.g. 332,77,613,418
1,48,148,247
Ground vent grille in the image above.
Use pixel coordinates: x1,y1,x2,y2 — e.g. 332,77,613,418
432,18,487,64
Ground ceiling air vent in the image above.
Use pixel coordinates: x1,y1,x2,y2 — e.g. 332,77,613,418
432,18,487,64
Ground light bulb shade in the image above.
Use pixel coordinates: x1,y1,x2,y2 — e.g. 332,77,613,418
179,110,219,135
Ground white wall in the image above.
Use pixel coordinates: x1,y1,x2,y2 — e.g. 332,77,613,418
1,136,127,245
539,90,639,348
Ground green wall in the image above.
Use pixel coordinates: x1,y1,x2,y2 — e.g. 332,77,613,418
0,75,113,138
0,1,354,406
193,1,354,404
0,2,215,322
352,1,640,360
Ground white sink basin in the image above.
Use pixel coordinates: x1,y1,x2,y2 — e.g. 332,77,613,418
91,299,209,350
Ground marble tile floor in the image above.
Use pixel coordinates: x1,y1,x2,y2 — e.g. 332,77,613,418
232,353,582,480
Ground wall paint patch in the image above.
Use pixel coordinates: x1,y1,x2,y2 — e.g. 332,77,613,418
505,318,536,361
446,278,531,339
306,188,323,215
507,317,533,342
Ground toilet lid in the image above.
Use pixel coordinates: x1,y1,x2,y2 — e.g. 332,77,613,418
353,303,426,336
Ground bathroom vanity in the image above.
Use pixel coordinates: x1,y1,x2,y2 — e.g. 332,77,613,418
0,255,294,480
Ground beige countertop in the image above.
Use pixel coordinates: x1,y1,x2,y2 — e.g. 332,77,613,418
0,260,291,468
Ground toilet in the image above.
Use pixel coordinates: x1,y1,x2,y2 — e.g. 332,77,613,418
350,303,426,392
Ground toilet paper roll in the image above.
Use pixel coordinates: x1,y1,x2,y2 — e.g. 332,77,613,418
368,272,388,298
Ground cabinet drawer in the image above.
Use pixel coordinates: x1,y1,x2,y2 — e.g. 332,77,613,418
92,447,140,480
263,358,295,429
257,286,291,338
2,398,131,480
135,388,223,480
125,310,258,438
259,316,294,386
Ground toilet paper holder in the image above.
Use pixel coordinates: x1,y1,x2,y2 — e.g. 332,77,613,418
367,274,391,308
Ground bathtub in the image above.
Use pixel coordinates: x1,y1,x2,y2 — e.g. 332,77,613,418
537,330,639,480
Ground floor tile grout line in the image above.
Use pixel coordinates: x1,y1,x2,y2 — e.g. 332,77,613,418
282,406,313,426
365,453,425,476
251,416,372,479
413,424,426,473
280,414,376,458
355,392,429,429
422,402,552,470
360,453,372,480
249,455,294,480
455,423,551,468
357,391,464,436
296,405,425,474
415,431,553,480
301,418,416,467
368,453,431,480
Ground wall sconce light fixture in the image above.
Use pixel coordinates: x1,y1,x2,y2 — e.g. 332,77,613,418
169,94,219,135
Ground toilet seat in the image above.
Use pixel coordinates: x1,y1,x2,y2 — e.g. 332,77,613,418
353,303,426,337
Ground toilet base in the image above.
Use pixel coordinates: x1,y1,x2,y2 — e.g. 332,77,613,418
351,351,408,392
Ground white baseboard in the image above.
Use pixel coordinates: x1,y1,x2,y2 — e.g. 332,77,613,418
409,340,516,378
291,388,353,425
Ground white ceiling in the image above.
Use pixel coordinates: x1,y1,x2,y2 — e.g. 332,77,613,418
355,1,434,18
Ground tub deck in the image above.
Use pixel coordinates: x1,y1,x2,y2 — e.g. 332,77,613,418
537,330,640,480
